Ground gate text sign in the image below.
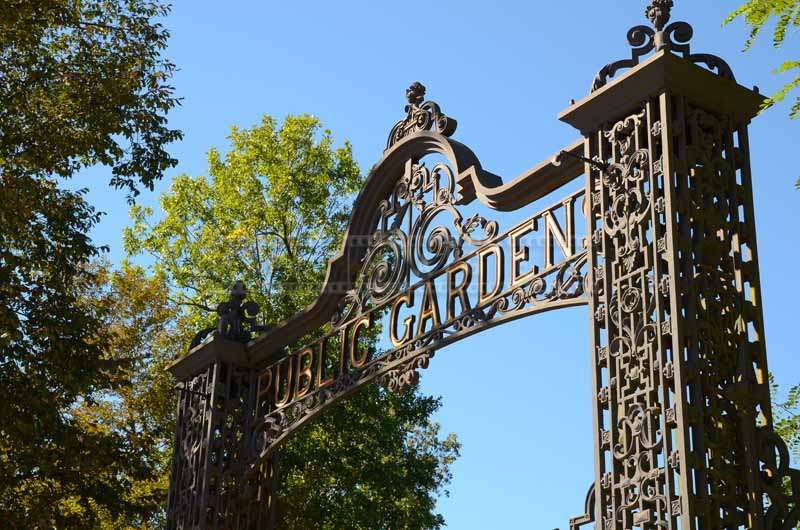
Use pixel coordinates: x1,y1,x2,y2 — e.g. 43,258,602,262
251,178,588,458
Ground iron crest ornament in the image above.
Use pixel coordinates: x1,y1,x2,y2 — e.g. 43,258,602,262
645,0,673,31
592,0,734,92
188,281,268,349
386,82,457,150
216,281,265,341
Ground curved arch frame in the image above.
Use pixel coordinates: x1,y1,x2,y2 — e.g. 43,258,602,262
242,130,591,468
242,132,586,368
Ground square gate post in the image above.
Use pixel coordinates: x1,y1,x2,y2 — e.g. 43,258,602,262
560,46,800,529
167,337,278,530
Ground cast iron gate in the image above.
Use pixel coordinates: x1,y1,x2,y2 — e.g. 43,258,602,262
166,2,800,528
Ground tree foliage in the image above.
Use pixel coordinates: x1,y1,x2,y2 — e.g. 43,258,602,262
773,379,800,460
0,1,180,526
85,264,186,530
277,392,458,530
725,0,800,118
124,114,461,528
0,179,124,528
125,114,360,324
0,0,181,194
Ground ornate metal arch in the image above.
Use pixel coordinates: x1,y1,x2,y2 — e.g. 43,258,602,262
166,2,800,529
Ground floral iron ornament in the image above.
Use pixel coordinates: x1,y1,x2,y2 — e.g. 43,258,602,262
386,82,457,150
216,281,267,341
645,0,673,31
591,0,733,92
188,281,269,349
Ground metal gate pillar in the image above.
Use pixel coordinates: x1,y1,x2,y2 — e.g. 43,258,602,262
167,309,278,529
560,9,800,530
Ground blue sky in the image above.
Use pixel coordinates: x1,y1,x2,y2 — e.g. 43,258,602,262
72,1,799,527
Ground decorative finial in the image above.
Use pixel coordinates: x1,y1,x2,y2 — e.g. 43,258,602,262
386,82,457,151
188,281,270,350
216,281,266,342
645,0,673,32
590,0,734,92
406,81,426,106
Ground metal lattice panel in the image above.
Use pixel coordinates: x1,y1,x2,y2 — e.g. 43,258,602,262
586,101,681,529
583,93,800,529
167,362,277,530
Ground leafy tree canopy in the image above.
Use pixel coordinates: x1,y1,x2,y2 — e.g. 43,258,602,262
0,0,180,526
0,179,121,528
84,263,185,529
0,0,181,194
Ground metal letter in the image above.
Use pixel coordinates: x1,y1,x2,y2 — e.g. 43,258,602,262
293,347,314,399
416,279,442,336
349,315,372,368
447,262,472,320
478,244,504,306
509,219,538,287
390,291,416,347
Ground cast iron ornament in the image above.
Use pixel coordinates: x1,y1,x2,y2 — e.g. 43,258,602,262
386,82,457,150
591,0,733,92
188,281,268,349
645,0,673,31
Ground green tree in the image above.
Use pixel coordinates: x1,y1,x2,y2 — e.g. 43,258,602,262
124,114,460,528
725,1,800,119
773,379,800,459
82,264,186,530
0,1,180,526
0,180,125,529
0,0,181,195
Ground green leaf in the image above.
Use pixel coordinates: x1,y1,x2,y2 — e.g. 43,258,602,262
726,1,800,120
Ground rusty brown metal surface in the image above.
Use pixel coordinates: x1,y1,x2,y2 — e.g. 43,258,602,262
167,351,279,530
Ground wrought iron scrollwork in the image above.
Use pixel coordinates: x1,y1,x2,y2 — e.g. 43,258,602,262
332,160,498,328
602,113,651,272
168,362,277,529
386,82,457,150
482,253,588,321
589,105,680,529
588,85,800,528
591,0,734,92
591,26,657,93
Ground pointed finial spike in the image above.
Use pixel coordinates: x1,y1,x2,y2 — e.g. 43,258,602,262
646,0,673,31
